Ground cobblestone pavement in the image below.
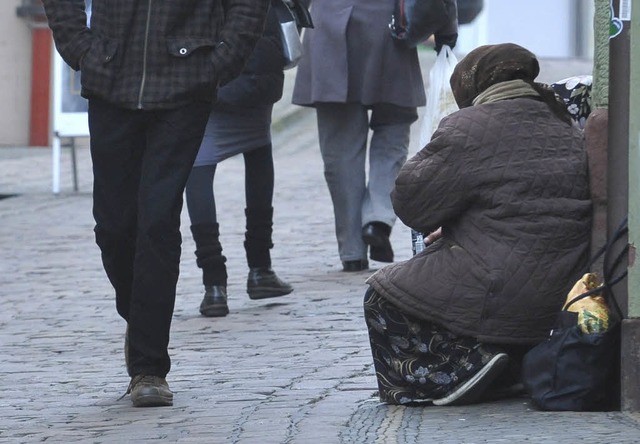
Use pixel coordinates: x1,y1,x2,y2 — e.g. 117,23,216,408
2,55,640,443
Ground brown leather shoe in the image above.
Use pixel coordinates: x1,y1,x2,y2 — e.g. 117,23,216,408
128,375,173,407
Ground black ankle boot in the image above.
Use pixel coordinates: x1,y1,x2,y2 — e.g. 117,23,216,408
246,267,293,300
200,285,229,317
362,222,394,263
190,223,228,315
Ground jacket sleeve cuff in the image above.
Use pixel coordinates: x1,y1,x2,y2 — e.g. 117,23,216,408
55,29,93,71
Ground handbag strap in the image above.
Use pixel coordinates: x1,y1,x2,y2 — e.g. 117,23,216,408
564,216,628,319
274,0,314,28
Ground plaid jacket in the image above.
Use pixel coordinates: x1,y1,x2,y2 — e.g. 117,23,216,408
43,0,269,110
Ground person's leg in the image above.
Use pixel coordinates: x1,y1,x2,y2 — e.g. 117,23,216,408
316,103,369,270
243,143,274,270
244,143,274,211
363,287,508,406
186,164,218,224
361,104,417,263
89,98,145,324
90,100,209,406
364,104,416,226
185,165,229,317
242,144,293,299
123,101,209,386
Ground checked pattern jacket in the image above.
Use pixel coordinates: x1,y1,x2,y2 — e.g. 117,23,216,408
43,0,269,110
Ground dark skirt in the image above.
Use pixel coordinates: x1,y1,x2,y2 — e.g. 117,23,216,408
193,104,272,167
363,288,512,405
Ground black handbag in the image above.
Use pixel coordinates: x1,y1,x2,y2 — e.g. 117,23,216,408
522,218,628,411
457,0,484,25
389,0,456,48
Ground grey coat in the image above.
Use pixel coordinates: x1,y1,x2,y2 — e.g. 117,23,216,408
292,0,456,108
366,97,592,345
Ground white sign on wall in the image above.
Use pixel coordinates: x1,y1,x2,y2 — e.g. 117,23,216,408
52,51,89,137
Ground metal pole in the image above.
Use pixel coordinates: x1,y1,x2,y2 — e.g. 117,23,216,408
619,0,640,412
608,1,629,307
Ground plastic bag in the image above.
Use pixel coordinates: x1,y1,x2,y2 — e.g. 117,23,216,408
563,273,610,334
418,45,458,148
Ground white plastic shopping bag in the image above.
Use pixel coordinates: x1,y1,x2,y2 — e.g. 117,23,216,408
418,45,459,148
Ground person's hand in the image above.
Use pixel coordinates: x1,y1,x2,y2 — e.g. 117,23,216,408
434,33,458,53
425,227,443,245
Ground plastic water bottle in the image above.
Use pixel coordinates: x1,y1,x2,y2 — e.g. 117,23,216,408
411,229,425,255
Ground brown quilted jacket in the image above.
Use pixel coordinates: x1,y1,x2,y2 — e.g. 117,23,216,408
43,0,269,110
366,97,592,345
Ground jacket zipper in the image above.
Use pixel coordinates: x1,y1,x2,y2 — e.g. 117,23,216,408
137,0,153,109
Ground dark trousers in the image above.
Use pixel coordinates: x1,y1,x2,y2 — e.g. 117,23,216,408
185,143,275,225
88,98,210,378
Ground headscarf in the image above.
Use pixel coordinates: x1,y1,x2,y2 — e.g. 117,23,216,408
450,43,572,125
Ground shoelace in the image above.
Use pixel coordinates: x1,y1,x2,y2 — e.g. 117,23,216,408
117,374,145,400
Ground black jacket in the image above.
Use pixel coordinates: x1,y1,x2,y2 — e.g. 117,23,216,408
215,0,286,108
43,0,269,110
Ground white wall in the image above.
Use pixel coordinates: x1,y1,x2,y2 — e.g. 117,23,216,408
0,1,34,146
457,0,594,58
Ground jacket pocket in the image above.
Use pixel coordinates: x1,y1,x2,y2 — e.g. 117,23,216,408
166,37,218,89
447,242,503,316
80,36,119,95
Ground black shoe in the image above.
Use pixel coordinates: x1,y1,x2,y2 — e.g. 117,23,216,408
199,285,229,317
432,353,509,406
362,222,394,263
247,267,293,300
342,259,369,272
127,375,173,407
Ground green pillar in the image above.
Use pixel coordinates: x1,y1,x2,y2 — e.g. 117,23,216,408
592,0,610,108
586,0,612,266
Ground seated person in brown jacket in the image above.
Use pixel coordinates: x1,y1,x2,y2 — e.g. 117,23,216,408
363,43,592,406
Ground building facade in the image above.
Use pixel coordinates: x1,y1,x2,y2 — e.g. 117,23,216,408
1,0,596,149
1,0,37,147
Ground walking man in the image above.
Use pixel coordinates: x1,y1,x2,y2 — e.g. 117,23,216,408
42,0,269,407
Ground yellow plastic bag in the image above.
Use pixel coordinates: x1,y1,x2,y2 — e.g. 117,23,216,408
563,273,610,334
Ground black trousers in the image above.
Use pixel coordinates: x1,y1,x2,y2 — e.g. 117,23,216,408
185,143,275,225
88,98,210,378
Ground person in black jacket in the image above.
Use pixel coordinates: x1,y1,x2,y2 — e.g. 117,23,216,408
186,0,294,318
42,0,268,407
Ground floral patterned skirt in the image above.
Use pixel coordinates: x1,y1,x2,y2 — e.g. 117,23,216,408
363,288,507,405
550,75,592,129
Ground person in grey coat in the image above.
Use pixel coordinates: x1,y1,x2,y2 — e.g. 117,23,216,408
292,0,458,272
364,43,592,406
42,0,268,407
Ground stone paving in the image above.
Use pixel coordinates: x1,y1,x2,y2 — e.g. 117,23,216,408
2,54,640,443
